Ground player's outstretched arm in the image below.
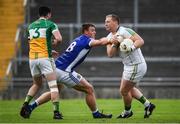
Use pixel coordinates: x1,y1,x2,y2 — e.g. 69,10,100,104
89,37,112,47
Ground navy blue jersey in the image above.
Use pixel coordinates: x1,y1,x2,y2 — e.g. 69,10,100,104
55,34,92,72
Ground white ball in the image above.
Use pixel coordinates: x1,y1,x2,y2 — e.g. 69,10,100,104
120,39,133,52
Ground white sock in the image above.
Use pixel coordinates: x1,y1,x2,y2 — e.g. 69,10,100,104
144,100,150,107
35,100,39,106
125,109,132,114
92,108,98,114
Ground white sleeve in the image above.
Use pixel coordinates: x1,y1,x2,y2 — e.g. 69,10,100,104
119,27,133,39
52,29,59,33
88,38,94,47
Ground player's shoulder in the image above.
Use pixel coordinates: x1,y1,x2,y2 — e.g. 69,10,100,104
46,20,56,25
47,20,58,30
76,35,91,47
119,26,128,31
79,34,91,41
28,19,47,29
119,26,135,35
39,19,57,27
28,21,37,30
120,26,134,32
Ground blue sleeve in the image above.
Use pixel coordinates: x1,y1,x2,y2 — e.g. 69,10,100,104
84,38,92,49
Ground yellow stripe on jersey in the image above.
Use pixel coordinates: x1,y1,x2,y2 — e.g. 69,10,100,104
29,38,49,59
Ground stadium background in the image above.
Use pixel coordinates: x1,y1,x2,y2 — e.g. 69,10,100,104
0,0,180,99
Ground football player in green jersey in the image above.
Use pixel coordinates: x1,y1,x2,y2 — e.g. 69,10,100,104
20,6,62,119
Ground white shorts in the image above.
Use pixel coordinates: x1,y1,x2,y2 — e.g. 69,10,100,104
56,68,82,87
29,58,56,77
122,62,147,83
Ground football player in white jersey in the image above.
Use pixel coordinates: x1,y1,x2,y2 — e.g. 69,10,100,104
21,23,114,119
105,14,155,118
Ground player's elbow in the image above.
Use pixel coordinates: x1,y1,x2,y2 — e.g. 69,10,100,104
107,52,113,58
136,39,144,48
109,55,113,58
139,39,144,47
107,48,114,57
56,35,62,42
141,39,144,46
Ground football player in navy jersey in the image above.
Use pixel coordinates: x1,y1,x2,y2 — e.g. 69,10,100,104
22,23,115,119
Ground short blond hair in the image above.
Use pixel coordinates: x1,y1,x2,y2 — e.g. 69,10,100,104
106,14,120,24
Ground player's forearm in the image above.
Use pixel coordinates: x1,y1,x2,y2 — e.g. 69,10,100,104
99,37,111,45
107,44,117,57
133,39,144,48
90,37,111,47
53,31,63,45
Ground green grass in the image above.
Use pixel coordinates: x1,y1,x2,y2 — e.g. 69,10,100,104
0,99,180,123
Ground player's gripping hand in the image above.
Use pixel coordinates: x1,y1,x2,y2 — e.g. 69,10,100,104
52,50,59,58
109,35,122,46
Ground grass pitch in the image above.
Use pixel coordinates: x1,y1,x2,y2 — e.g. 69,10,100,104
0,99,180,123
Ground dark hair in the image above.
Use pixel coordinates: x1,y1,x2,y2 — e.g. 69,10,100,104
106,14,120,24
39,6,51,17
82,23,95,33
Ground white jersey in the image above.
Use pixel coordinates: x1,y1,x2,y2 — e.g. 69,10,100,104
107,26,145,66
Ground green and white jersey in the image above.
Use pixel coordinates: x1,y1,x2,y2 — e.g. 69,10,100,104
28,18,59,59
107,26,145,65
